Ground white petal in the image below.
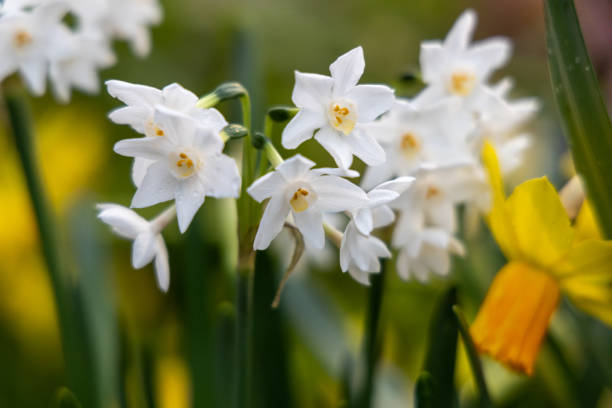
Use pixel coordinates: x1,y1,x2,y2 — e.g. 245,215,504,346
292,71,334,112
347,128,386,166
314,126,354,169
293,209,324,249
467,38,513,78
162,83,198,110
198,154,241,198
108,106,151,130
427,201,456,232
175,177,205,233
421,245,451,277
153,235,170,292
276,154,315,181
396,250,411,281
247,171,285,203
154,106,197,146
114,137,168,160
310,167,360,178
444,9,476,51
372,205,395,229
131,162,177,208
281,109,326,149
97,203,148,239
329,46,364,97
106,79,162,107
312,175,368,212
253,195,291,250
366,189,399,208
193,126,223,155
361,164,394,191
348,266,372,286
132,232,157,268
353,208,374,236
20,60,47,96
132,158,154,188
373,177,415,195
419,42,447,83
347,84,395,123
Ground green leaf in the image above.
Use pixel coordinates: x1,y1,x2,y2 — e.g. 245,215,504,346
422,286,459,408
414,372,435,408
545,0,612,238
452,306,492,407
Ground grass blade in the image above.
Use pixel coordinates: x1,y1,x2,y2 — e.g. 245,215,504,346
545,0,612,238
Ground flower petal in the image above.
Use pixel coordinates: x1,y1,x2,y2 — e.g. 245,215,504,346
153,105,197,146
253,195,291,250
467,38,513,79
293,209,324,249
247,171,286,203
292,71,334,111
276,154,315,181
281,109,327,149
419,41,447,83
132,232,158,268
132,158,154,188
97,203,148,239
444,9,476,51
198,154,241,198
347,128,386,166
108,106,151,131
20,60,47,96
175,177,205,233
106,79,162,107
162,83,198,110
347,84,395,123
114,137,168,160
154,235,170,292
314,126,354,169
312,175,368,212
131,161,177,208
329,46,365,97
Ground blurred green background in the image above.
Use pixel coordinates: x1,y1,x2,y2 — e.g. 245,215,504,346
0,0,611,407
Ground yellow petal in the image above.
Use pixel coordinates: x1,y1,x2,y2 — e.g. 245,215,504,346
470,261,560,376
505,177,574,268
574,200,603,241
554,239,612,325
481,142,520,260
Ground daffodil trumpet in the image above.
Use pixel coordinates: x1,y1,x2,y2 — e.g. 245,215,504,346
470,143,612,375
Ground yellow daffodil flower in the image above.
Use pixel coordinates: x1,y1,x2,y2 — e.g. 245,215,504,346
470,143,612,375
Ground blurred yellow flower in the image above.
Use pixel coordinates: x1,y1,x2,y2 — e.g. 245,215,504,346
0,107,106,354
470,143,612,375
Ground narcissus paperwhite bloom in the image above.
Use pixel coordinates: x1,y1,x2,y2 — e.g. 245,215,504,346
282,46,395,169
339,177,414,285
114,106,240,233
418,9,511,104
106,80,228,186
97,203,174,292
0,2,72,95
247,155,369,250
361,97,474,190
470,144,612,375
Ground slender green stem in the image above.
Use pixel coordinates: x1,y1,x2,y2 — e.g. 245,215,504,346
235,90,257,408
355,262,387,408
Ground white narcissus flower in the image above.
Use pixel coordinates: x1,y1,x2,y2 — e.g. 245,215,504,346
106,80,228,186
396,228,465,283
0,2,73,95
114,106,241,233
361,97,475,190
282,46,395,169
418,9,511,104
247,155,369,250
339,177,414,285
97,203,174,292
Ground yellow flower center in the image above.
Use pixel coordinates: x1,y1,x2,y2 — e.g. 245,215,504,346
425,186,440,199
449,70,476,96
470,262,560,376
14,30,33,48
328,99,357,135
290,188,311,212
400,132,421,158
171,150,201,179
145,118,165,137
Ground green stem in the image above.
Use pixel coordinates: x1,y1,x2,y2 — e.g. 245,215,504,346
356,262,387,408
235,90,256,408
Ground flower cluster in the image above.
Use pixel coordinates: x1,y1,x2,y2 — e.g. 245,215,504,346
99,81,241,291
0,0,161,101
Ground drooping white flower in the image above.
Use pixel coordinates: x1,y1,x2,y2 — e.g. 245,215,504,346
106,80,228,186
247,154,369,250
113,106,241,233
396,227,465,282
339,177,414,285
0,2,73,95
361,96,475,190
97,203,174,291
282,46,395,169
418,9,511,105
